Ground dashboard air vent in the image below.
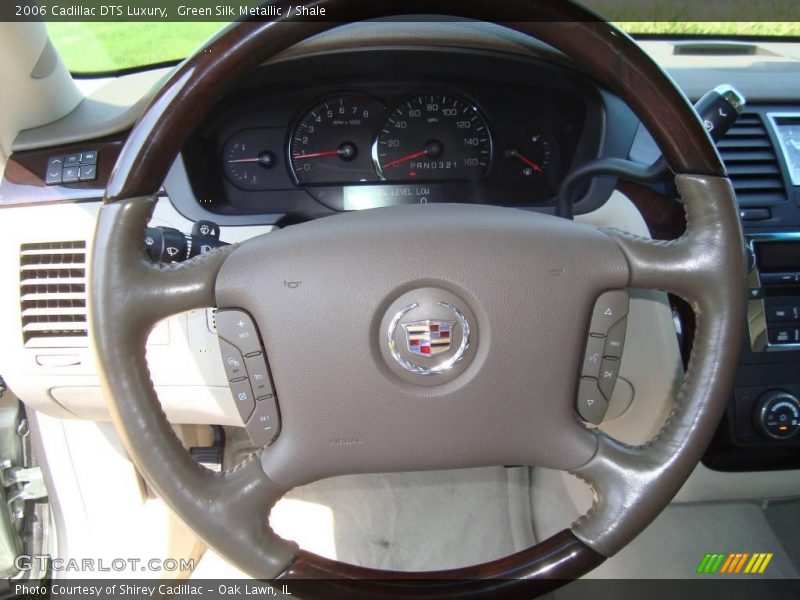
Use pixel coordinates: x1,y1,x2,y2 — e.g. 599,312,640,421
19,241,88,347
716,113,786,207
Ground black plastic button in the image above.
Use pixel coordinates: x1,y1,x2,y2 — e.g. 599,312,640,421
64,153,81,167
748,287,765,300
769,327,800,345
739,208,771,221
192,220,219,239
45,156,63,184
766,306,794,322
78,164,97,181
761,272,797,286
80,150,97,164
62,166,80,183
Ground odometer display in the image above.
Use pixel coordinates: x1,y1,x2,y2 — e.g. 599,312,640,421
375,94,492,182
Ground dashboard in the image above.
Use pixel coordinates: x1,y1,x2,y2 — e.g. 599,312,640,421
182,49,634,220
2,25,800,502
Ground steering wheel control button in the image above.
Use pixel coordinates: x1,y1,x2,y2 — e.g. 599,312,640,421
603,317,627,358
581,335,606,377
577,377,608,425
243,353,275,399
247,399,280,447
216,309,262,356
754,391,800,440
598,357,621,399
229,379,256,421
380,287,477,384
588,291,629,335
218,339,246,381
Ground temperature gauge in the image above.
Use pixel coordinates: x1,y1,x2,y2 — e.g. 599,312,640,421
222,130,278,190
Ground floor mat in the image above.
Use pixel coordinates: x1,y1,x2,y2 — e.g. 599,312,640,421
269,466,535,571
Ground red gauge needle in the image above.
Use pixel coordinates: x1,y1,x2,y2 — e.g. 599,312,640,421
292,150,341,160
508,149,542,172
383,150,427,169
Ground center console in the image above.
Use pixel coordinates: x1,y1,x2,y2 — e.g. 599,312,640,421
704,108,800,470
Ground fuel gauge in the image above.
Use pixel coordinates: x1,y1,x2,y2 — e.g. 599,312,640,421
504,132,552,178
222,130,278,190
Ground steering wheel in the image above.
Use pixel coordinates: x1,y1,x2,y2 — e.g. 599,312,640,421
90,1,746,596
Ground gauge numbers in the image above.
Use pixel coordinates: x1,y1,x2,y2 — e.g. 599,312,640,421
290,94,385,185
375,94,492,182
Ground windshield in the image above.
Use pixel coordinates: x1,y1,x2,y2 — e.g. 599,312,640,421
48,21,800,75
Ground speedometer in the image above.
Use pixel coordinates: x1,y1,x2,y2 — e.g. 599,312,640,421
374,94,492,182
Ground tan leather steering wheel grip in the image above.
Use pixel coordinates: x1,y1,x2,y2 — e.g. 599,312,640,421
90,1,746,596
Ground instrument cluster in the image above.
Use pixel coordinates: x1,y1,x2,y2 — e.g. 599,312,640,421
222,91,557,191
182,50,601,217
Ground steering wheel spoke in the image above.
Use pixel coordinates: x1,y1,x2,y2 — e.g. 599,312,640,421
90,5,748,594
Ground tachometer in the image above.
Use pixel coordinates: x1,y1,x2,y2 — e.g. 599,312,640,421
375,94,491,182
290,94,385,185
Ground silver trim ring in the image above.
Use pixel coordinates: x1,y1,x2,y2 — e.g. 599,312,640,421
387,302,471,375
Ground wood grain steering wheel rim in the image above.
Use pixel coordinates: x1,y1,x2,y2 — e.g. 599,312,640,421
91,1,746,597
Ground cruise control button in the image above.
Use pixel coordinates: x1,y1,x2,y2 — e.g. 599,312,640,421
247,398,280,446
216,309,262,356
581,335,605,377
576,377,608,425
229,379,256,421
218,339,246,381
604,317,627,358
598,357,621,399
244,353,275,399
589,291,629,335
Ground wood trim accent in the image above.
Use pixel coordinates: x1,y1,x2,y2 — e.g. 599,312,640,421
2,135,125,206
275,529,604,599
